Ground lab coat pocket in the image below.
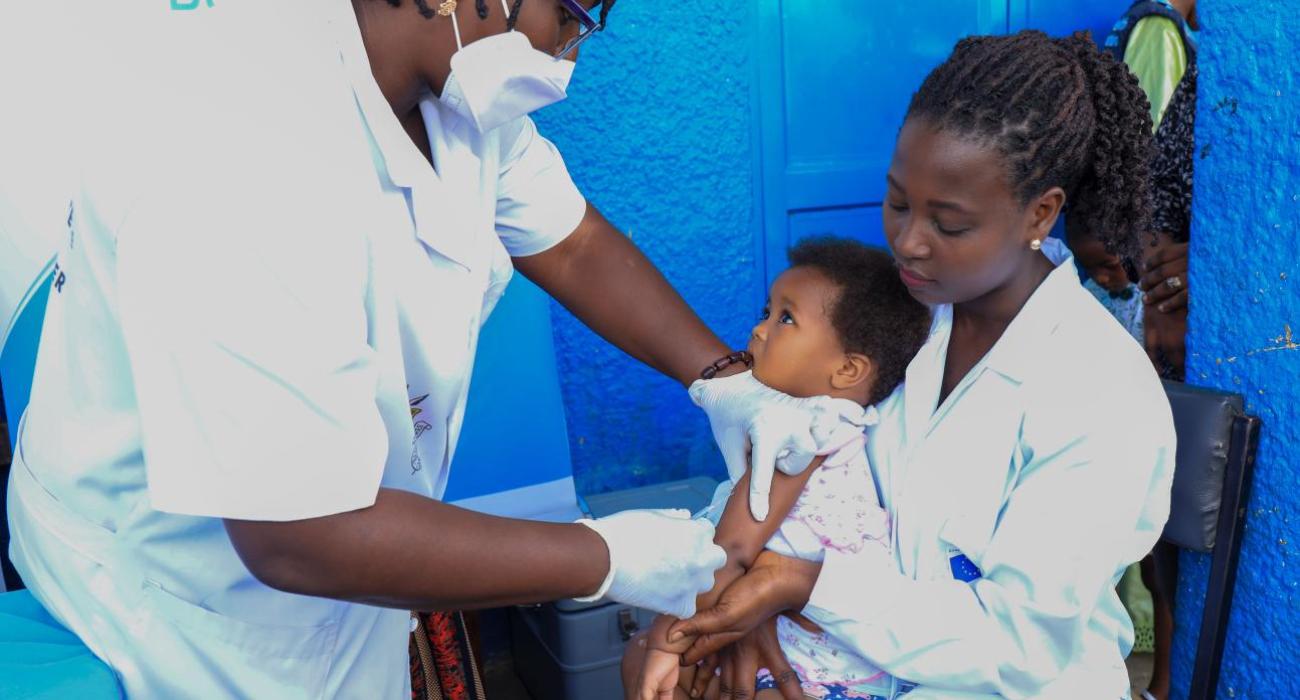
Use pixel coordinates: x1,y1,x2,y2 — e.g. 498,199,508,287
938,514,992,583
139,581,338,697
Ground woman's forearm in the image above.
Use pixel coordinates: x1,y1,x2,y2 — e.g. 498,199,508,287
512,203,736,386
224,487,609,611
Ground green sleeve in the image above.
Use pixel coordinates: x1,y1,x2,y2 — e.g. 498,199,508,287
1122,16,1188,130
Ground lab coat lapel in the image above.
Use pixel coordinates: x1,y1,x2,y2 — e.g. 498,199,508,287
890,306,948,573
339,20,482,273
410,101,485,272
908,304,991,442
903,306,949,445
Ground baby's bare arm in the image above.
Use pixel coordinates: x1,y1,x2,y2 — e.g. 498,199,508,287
656,457,827,652
711,457,825,579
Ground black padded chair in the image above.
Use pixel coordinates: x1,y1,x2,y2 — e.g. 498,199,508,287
1159,380,1262,700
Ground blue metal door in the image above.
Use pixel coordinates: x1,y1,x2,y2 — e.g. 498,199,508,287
754,1,1008,289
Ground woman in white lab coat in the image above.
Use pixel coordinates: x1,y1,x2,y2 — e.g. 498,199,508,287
670,31,1176,700
5,1,848,697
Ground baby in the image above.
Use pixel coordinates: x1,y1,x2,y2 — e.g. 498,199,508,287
624,237,931,700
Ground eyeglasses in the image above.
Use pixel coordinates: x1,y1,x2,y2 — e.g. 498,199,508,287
554,0,605,59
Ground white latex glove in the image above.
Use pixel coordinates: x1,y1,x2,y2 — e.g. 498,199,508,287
690,370,872,521
574,508,726,619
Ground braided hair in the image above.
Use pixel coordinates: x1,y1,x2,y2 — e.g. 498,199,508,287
906,30,1154,262
383,0,615,31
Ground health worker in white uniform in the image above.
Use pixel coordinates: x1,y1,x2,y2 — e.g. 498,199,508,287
5,1,848,697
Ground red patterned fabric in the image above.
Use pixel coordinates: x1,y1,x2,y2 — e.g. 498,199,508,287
410,611,483,700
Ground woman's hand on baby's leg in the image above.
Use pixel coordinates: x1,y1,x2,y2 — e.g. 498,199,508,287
687,653,721,700
716,617,803,700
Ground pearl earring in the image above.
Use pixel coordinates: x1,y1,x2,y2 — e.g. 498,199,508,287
1030,239,1042,251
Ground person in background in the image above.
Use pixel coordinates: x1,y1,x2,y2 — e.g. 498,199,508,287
1066,224,1144,344
1105,0,1196,376
1140,64,1197,378
1098,3,1198,697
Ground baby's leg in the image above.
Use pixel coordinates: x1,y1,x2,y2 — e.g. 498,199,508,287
620,631,698,700
620,631,650,695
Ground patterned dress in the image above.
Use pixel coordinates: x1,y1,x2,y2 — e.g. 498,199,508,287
1150,63,1197,245
702,402,903,699
1149,61,1197,382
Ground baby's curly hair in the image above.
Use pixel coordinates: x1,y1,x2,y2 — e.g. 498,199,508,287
906,30,1154,263
788,238,931,407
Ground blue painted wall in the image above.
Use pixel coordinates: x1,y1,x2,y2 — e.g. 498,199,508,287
0,267,53,450
532,2,1132,497
533,1,757,494
532,2,1130,498
1173,1,1300,697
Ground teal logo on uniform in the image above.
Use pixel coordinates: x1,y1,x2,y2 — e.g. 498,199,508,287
170,0,214,9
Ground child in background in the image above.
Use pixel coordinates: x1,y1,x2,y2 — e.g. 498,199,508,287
623,237,931,700
1066,225,1145,344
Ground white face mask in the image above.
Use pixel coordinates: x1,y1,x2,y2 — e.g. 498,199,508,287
439,0,576,134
